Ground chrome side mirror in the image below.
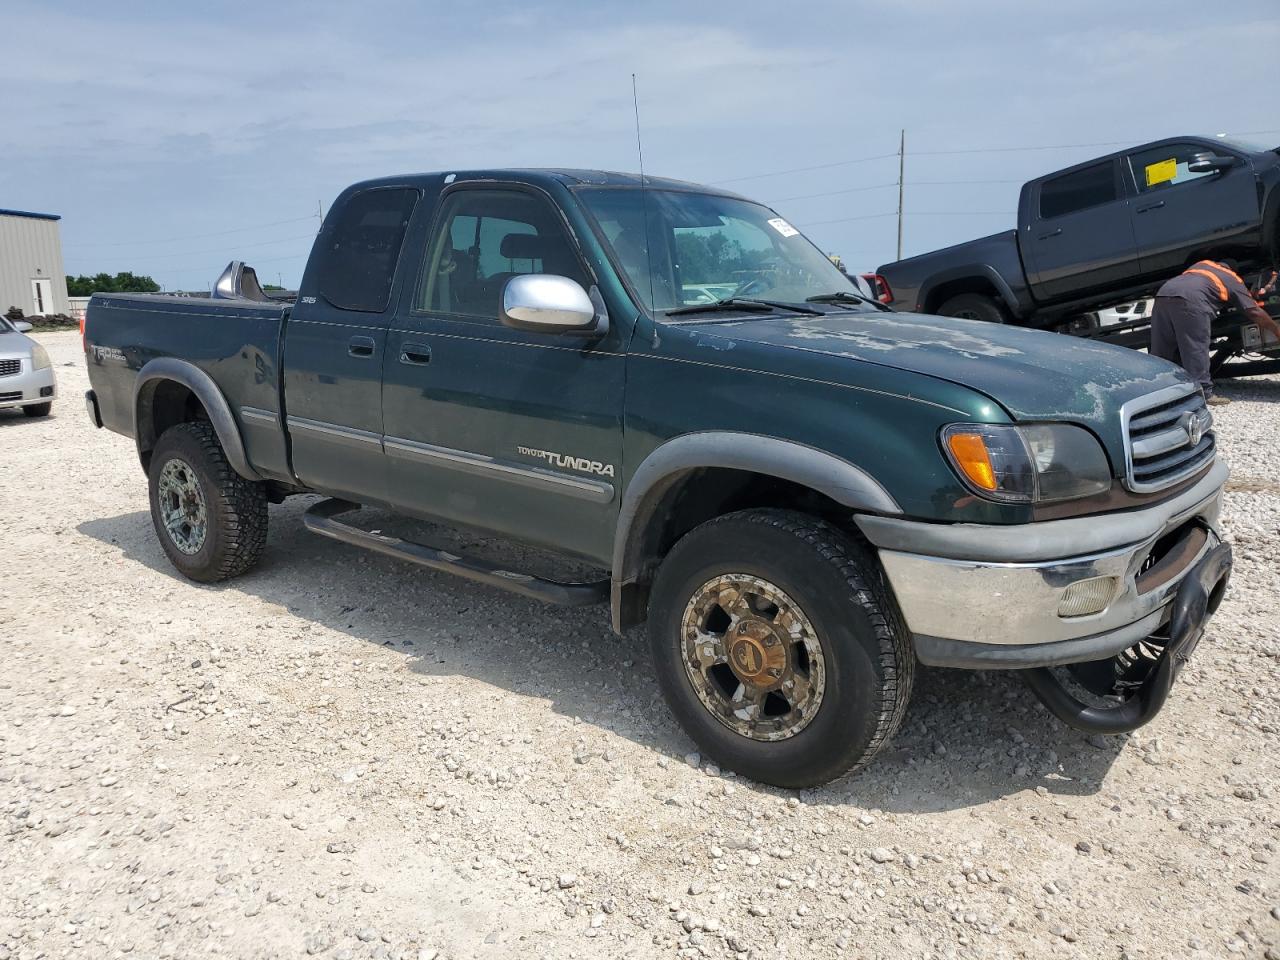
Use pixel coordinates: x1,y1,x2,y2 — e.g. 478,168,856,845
13,320,32,333
501,274,603,335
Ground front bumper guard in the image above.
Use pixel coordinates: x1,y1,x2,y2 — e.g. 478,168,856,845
1020,541,1231,734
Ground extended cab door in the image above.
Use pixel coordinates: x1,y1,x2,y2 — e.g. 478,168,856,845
1022,158,1139,302
380,184,626,565
1125,141,1260,278
283,186,419,505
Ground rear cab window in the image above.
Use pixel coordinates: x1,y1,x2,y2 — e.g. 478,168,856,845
313,187,420,313
1038,161,1118,219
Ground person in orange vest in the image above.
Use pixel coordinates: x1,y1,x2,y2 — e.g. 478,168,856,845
1150,259,1280,406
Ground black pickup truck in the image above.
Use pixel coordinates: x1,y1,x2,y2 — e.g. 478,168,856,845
83,169,1232,787
876,135,1280,327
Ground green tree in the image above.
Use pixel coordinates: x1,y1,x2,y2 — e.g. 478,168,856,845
66,272,161,296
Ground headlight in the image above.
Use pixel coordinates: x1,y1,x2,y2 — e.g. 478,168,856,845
31,343,51,370
941,423,1111,503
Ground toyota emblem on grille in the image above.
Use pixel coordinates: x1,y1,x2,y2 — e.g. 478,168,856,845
1178,410,1206,448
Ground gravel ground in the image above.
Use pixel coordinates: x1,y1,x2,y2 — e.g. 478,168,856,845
2,331,1278,960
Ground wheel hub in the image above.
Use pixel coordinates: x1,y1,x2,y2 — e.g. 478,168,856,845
727,621,788,689
157,457,208,555
680,574,826,742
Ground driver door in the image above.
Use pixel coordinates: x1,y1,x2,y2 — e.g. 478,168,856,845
381,185,628,565
1126,142,1259,278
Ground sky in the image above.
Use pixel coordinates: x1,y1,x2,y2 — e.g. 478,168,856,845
4,0,1279,292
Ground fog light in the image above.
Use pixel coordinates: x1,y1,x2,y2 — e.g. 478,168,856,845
1057,576,1119,618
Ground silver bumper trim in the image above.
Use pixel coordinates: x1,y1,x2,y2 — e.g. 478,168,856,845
856,458,1226,563
871,463,1227,652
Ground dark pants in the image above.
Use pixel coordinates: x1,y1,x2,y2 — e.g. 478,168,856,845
1150,296,1213,397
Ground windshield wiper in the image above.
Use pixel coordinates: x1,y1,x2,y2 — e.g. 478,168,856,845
805,291,892,311
666,297,823,318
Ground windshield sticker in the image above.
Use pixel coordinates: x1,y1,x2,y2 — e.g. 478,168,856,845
767,217,799,238
1144,158,1176,187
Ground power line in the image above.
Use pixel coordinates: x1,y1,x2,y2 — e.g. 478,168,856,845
909,179,1023,185
163,249,312,283
905,211,1014,216
912,140,1134,156
64,214,320,250
714,152,899,185
799,210,1012,228
799,212,897,227
714,129,1280,188
767,182,898,203
65,231,318,266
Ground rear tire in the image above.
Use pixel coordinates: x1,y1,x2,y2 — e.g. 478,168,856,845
148,421,268,582
937,293,1010,324
22,402,52,418
647,509,914,788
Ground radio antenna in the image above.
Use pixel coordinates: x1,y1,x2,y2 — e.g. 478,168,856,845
631,73,657,313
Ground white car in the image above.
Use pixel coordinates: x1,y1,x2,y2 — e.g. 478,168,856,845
1095,298,1153,327
0,317,56,417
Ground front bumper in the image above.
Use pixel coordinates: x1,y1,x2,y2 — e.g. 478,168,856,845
0,360,56,409
856,460,1229,668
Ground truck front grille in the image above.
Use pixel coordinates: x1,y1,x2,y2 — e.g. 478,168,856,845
0,391,21,402
1121,385,1215,493
0,359,20,377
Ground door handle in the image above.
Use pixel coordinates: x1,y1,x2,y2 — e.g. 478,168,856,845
348,336,375,358
399,343,432,365
1136,200,1166,214
1037,228,1063,240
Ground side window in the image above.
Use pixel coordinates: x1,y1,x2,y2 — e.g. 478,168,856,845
1039,162,1117,219
417,190,589,319
1128,143,1220,193
314,188,418,312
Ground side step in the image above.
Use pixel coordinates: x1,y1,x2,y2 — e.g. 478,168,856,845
302,498,609,607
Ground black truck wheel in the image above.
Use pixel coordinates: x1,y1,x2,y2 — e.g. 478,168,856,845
937,293,1010,324
147,421,268,582
647,509,914,788
22,402,52,418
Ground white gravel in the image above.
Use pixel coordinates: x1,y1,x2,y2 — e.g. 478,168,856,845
2,331,1278,960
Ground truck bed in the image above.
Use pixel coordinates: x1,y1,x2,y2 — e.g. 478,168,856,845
85,292,291,480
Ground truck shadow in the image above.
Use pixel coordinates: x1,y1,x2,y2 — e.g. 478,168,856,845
0,408,60,426
1216,377,1280,402
78,499,1129,813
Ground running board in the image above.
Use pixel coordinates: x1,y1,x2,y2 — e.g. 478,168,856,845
302,498,609,607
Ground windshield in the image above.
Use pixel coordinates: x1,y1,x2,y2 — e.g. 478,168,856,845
1216,136,1276,154
575,187,857,313
0,317,14,333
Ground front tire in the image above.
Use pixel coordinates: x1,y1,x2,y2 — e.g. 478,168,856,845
647,509,914,788
148,421,268,582
22,402,52,418
937,292,1010,324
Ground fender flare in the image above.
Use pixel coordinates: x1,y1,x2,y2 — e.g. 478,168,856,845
919,264,1023,317
134,357,260,481
609,431,900,632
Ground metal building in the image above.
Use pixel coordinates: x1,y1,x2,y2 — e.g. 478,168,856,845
0,208,69,317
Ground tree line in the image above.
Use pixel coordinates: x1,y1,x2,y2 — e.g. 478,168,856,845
65,272,160,296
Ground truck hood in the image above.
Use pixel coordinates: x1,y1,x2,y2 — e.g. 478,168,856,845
695,309,1188,434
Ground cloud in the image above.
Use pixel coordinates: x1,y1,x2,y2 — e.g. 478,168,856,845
3,0,1276,287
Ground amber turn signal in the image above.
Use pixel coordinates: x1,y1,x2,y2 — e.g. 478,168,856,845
945,432,997,491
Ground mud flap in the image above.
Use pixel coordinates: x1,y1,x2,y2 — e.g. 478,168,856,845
1021,542,1232,735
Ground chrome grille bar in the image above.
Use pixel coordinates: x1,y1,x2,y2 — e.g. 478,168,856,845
1120,384,1215,493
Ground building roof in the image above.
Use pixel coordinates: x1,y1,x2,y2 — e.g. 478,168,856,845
0,208,61,222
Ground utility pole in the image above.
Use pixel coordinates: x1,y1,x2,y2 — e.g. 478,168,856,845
896,129,905,261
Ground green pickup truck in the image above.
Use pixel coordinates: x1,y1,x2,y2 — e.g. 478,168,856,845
83,170,1232,787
